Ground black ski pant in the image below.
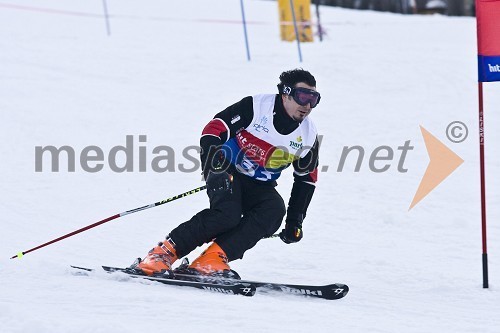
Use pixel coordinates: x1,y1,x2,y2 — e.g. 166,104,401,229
169,172,286,261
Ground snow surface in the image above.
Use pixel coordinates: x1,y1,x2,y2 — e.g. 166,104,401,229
1,1,500,332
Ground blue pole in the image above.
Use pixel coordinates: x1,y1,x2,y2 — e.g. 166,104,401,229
102,0,111,36
289,0,303,62
240,0,251,61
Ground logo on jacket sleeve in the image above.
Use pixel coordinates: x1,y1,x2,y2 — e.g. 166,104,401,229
231,115,241,124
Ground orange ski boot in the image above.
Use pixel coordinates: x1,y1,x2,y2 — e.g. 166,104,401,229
187,242,240,279
135,237,177,276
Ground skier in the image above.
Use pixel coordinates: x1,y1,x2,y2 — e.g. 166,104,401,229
132,69,321,278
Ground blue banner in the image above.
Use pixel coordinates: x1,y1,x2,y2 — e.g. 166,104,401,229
478,55,500,82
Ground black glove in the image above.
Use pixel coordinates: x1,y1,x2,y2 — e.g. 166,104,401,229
279,215,304,244
206,170,233,201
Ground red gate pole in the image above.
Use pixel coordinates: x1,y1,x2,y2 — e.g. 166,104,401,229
478,81,489,289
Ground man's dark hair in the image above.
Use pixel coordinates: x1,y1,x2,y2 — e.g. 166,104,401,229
277,68,317,94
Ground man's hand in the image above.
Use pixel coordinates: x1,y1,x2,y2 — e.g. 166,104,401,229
279,215,304,244
206,170,233,201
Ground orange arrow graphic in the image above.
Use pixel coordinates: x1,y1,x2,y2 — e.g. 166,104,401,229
409,126,464,210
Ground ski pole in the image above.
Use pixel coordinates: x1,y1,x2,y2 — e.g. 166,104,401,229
10,185,207,259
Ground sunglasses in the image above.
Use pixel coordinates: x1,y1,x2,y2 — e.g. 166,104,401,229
283,85,321,108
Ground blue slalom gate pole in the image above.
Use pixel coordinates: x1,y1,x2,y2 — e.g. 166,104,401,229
289,0,303,62
240,0,251,61
102,0,111,36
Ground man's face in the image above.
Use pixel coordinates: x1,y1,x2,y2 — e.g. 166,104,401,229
281,82,316,122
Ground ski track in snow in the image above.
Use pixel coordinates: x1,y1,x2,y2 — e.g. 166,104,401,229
1,1,499,332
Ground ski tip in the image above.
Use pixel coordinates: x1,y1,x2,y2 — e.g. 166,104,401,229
70,265,94,272
329,283,349,299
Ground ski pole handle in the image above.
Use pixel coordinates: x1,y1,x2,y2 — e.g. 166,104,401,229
10,185,207,259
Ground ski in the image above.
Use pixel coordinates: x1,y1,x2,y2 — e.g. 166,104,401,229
173,271,349,300
98,265,348,300
70,266,256,297
230,279,347,300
